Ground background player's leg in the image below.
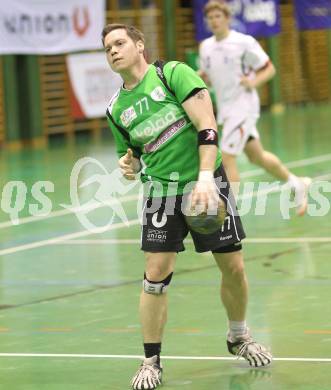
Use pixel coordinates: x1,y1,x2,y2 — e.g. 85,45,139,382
244,137,311,215
213,250,248,321
221,152,240,197
244,137,289,181
140,252,176,343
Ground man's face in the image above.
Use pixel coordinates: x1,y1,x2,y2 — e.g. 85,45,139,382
104,28,143,73
206,9,230,35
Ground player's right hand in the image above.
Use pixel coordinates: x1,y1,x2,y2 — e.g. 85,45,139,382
119,148,140,180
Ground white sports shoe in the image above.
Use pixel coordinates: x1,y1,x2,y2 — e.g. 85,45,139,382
294,177,312,216
131,355,163,390
227,332,273,368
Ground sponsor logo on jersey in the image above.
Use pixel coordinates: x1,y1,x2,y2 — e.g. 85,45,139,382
141,110,176,137
144,118,187,153
120,106,137,127
150,86,166,102
131,103,184,143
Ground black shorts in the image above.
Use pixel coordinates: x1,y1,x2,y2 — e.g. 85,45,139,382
140,164,246,253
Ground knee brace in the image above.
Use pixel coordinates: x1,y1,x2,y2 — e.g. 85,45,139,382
143,272,173,295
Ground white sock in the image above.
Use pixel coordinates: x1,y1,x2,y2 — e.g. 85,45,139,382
229,320,248,340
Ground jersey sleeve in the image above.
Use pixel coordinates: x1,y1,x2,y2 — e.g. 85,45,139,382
243,36,270,71
165,62,207,103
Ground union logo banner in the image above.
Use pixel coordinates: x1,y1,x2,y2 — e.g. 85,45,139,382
0,0,105,54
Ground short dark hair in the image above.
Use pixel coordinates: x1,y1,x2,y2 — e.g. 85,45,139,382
101,23,145,46
203,0,231,18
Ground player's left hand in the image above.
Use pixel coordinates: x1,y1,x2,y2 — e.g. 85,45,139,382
190,171,219,214
240,76,256,90
119,149,141,180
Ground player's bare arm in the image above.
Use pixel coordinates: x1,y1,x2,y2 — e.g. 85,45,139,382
241,61,276,90
119,148,141,180
182,89,218,171
182,88,219,211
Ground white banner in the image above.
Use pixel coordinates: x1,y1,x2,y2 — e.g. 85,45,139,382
0,0,105,54
67,52,123,119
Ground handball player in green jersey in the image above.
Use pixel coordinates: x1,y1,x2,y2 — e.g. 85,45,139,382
102,23,272,389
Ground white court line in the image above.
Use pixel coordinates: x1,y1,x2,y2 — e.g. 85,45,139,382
0,353,330,363
246,237,331,243
57,237,331,245
1,152,331,230
0,219,139,257
0,194,139,230
0,172,330,257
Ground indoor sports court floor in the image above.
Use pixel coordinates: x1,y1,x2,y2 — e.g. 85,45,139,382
0,103,331,389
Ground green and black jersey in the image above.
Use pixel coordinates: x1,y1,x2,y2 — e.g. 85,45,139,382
106,61,222,196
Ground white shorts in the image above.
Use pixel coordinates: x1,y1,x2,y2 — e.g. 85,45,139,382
220,116,260,156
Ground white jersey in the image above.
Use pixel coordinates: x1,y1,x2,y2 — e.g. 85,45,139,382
199,30,269,124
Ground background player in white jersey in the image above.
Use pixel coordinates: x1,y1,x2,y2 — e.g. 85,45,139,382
198,0,311,215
